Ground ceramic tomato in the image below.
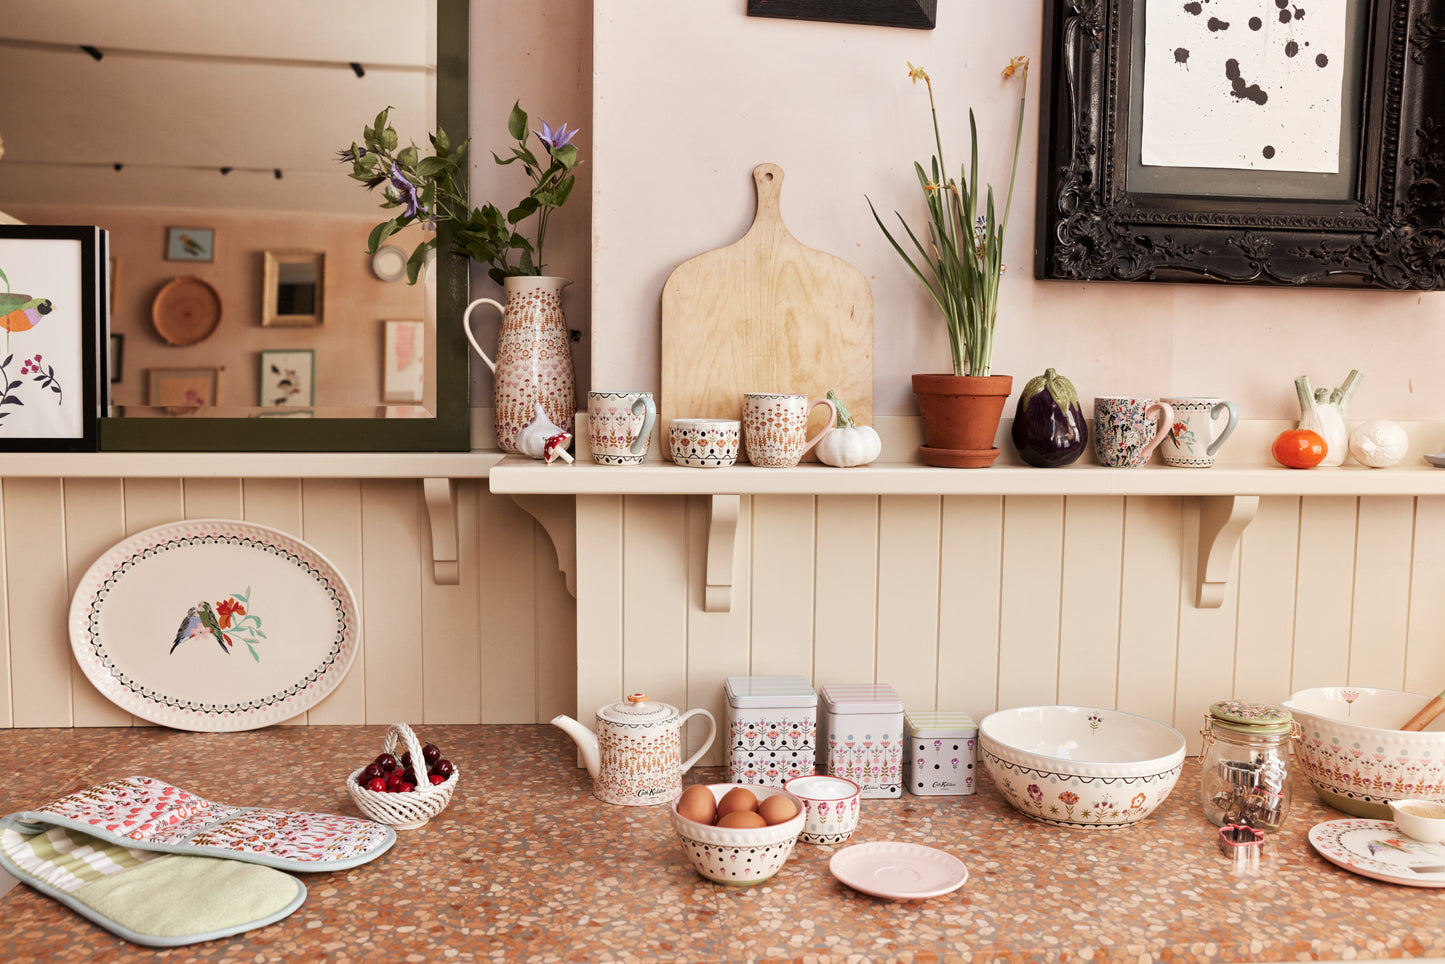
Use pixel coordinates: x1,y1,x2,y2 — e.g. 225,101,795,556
1272,429,1328,469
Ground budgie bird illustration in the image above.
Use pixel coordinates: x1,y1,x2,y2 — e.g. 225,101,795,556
169,602,230,654
0,293,52,332
178,234,206,258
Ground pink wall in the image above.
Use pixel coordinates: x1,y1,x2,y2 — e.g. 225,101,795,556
589,4,1443,422
6,204,429,413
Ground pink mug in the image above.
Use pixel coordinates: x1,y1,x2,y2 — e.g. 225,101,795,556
742,393,837,467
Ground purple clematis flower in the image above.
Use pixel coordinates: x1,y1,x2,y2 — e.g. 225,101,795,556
533,119,579,153
388,162,426,218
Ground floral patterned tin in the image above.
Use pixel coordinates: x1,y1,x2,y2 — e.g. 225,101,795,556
904,711,978,796
724,675,818,786
819,683,904,798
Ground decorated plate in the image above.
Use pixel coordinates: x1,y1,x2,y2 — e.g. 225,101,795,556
1308,819,1445,887
68,520,360,731
829,841,968,900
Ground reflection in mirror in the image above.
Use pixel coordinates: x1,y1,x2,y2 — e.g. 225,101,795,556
0,1,452,428
263,251,326,328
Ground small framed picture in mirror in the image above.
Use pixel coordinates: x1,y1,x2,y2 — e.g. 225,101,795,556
148,366,220,415
259,349,315,407
261,251,325,327
165,228,214,263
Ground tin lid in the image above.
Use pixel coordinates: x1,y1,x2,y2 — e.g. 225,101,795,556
905,711,978,737
820,682,904,714
725,675,817,708
1208,700,1293,736
598,692,676,725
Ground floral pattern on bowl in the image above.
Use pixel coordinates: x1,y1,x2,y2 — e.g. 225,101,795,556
1284,686,1445,819
978,705,1186,831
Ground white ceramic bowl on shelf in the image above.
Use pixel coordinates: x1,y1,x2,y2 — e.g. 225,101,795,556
669,784,805,886
978,705,1185,830
1283,686,1445,819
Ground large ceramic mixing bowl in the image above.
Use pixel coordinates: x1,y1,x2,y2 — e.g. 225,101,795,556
1283,686,1445,819
978,706,1186,830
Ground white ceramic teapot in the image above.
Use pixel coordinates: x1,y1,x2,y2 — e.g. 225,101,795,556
551,693,716,806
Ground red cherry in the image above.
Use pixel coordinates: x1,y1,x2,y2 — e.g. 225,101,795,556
398,782,415,793
400,751,414,770
375,753,399,772
422,743,442,767
429,774,445,786
366,777,387,793
385,770,404,790
362,763,384,782
433,759,455,779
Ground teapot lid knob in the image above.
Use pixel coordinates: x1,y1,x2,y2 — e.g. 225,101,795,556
627,693,648,704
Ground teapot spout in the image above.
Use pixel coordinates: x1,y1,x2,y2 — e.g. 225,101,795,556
550,714,600,782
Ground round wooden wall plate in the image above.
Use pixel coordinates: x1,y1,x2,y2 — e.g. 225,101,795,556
152,276,222,345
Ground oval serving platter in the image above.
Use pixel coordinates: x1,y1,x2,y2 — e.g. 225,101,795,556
69,520,360,731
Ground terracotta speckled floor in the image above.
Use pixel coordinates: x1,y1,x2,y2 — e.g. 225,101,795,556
2,724,1444,963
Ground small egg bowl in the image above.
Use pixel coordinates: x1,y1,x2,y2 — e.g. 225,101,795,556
1388,799,1445,844
669,783,805,886
1284,686,1445,819
783,774,861,845
979,705,1186,831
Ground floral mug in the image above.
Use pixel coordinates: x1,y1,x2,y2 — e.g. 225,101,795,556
742,393,837,467
1093,396,1175,467
588,391,657,465
1159,397,1239,468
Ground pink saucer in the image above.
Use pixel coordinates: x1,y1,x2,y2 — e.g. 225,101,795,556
828,841,968,900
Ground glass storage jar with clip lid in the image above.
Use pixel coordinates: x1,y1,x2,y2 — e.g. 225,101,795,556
1199,700,1298,833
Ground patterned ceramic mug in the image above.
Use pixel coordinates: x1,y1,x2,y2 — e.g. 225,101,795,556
1093,396,1176,467
742,393,837,467
1158,397,1239,468
588,391,658,465
668,419,741,468
783,774,861,845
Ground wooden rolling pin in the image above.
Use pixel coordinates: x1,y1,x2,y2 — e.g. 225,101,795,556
1402,689,1445,731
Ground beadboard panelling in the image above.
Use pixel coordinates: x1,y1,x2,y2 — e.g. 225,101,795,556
2,477,572,729
570,492,1442,767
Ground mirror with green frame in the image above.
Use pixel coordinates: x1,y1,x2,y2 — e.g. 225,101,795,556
0,0,470,451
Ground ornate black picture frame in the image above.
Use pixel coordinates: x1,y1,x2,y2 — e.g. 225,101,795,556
746,0,936,30
1035,0,1445,289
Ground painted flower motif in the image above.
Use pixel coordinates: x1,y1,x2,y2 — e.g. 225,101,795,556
1087,714,1102,733
1131,792,1147,809
1058,790,1079,806
1027,784,1043,803
215,597,246,629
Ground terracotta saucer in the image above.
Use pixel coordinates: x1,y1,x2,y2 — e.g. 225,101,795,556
152,276,222,346
918,445,1000,468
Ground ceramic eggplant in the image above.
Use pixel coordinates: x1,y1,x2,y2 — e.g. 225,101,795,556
1010,368,1086,468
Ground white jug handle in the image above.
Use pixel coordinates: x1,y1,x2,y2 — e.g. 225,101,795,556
678,708,717,773
462,297,504,374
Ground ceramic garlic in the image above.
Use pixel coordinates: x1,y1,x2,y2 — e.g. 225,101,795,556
515,402,574,464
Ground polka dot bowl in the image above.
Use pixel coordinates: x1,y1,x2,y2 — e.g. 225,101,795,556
669,784,805,886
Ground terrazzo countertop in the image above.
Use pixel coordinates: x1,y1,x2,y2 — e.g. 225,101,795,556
0,723,1443,963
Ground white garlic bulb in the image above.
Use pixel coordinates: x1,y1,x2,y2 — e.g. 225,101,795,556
1348,419,1409,468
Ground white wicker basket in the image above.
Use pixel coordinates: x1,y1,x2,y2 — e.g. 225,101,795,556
346,722,459,830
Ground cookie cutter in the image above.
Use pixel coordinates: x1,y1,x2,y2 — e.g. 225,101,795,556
1218,823,1266,868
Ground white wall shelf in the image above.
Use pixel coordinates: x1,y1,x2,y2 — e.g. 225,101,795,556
0,450,504,583
490,445,1445,613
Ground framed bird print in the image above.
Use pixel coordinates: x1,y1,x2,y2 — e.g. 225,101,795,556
259,349,315,407
0,225,103,451
165,227,215,263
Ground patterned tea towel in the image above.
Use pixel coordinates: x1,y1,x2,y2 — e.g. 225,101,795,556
0,776,395,946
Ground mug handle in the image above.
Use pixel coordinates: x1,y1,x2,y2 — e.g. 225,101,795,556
1206,401,1239,457
1138,401,1176,461
799,397,839,457
678,708,717,773
628,395,658,456
462,298,503,374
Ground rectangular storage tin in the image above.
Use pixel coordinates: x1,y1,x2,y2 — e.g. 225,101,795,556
818,683,904,798
904,711,978,796
724,675,818,786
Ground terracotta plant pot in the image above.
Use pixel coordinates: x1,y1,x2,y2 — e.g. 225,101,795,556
912,373,1014,468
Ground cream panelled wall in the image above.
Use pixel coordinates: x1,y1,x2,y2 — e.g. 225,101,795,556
0,478,574,728
574,493,1445,763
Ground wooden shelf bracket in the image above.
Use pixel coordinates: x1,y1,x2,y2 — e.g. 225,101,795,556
423,477,460,585
509,494,578,598
1195,495,1260,608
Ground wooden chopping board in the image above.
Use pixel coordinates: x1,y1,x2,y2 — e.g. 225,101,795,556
661,163,873,452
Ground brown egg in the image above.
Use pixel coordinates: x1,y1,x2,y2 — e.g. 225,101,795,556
757,794,798,826
716,810,767,829
676,785,717,825
715,787,759,820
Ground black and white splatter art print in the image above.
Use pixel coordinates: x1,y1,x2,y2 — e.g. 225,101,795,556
1140,0,1346,173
